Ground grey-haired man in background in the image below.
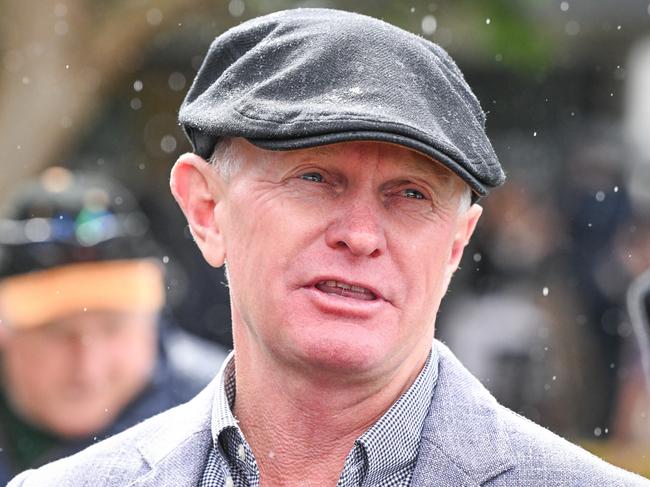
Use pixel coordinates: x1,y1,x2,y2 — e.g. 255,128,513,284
10,8,649,486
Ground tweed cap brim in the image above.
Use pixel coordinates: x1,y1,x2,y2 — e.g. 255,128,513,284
180,8,505,199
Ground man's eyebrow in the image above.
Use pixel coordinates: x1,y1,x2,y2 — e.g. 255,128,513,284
292,144,455,183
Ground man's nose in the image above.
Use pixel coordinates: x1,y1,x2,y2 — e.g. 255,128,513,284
324,196,387,257
71,333,106,385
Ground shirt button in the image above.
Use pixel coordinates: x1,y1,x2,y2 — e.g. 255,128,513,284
237,443,246,462
225,476,234,487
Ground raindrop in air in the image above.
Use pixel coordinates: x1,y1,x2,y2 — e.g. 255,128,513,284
168,72,186,91
228,0,245,18
565,20,580,36
160,135,177,153
146,8,163,26
421,15,437,35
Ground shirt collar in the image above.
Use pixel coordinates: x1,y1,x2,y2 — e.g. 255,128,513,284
210,350,238,443
210,347,439,482
356,346,439,483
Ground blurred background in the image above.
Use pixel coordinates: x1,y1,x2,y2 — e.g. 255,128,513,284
1,0,649,477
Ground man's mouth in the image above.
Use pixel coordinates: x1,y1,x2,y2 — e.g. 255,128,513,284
314,280,377,301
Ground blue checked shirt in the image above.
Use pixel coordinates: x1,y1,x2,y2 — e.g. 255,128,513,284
199,348,438,487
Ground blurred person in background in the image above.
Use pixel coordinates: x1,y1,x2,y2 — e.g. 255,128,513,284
439,179,593,436
559,134,634,435
0,168,226,483
612,213,650,443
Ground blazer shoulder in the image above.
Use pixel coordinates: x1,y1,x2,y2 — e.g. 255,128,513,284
7,379,216,487
424,341,649,486
495,406,650,486
8,427,150,487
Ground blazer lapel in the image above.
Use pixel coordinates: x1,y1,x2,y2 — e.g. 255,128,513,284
129,429,212,487
129,376,218,487
411,341,515,486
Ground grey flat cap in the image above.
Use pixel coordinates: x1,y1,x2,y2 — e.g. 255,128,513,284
179,8,505,198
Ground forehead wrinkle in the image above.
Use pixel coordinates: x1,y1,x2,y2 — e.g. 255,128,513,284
274,143,340,162
309,144,339,159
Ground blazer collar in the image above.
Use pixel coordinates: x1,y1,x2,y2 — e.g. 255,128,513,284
411,340,515,486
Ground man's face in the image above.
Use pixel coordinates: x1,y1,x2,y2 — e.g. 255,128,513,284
179,139,480,380
0,310,157,438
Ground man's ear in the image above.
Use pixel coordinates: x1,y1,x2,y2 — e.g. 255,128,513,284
170,153,227,268
442,203,483,293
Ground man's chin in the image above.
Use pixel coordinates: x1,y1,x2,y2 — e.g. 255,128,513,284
41,416,112,440
286,334,393,381
41,401,119,439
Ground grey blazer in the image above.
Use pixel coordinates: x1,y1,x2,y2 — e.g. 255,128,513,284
9,341,649,486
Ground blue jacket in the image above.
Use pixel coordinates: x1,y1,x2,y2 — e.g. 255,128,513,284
8,341,648,486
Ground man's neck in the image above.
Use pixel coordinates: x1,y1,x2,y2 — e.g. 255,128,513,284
232,342,428,486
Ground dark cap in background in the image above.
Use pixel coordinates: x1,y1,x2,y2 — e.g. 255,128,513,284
0,168,159,278
179,8,505,199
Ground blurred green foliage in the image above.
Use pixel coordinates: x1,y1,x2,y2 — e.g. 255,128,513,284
460,0,555,73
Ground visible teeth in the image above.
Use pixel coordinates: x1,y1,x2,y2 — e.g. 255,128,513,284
324,280,346,290
351,285,369,294
322,280,370,294
315,280,377,301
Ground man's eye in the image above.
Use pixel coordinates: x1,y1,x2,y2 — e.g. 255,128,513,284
402,188,426,200
299,172,324,183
